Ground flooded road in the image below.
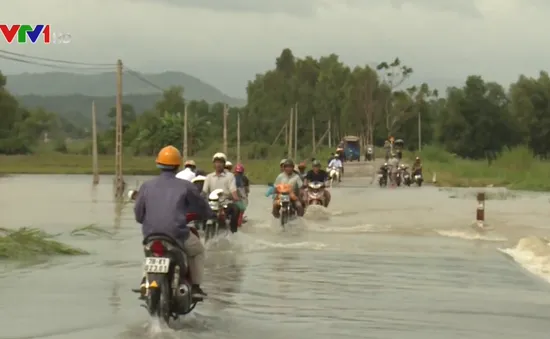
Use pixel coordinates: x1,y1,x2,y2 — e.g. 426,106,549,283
1,174,550,339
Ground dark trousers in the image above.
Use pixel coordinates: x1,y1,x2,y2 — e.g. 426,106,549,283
225,203,240,233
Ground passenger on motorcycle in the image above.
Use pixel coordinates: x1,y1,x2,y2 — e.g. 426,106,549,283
327,153,335,165
202,153,242,233
412,157,422,175
234,164,249,226
327,155,343,182
234,164,250,197
272,159,304,218
303,160,331,207
176,159,197,181
335,148,345,176
134,145,210,299
297,162,307,180
224,161,233,172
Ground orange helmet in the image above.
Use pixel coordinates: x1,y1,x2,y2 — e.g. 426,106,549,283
156,145,181,166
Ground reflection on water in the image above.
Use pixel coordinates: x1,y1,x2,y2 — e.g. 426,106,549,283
0,175,550,338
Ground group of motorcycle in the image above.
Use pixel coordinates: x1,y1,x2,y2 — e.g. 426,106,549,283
270,180,328,228
378,164,423,187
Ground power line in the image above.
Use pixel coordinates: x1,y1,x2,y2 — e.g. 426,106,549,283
124,67,165,92
0,49,114,66
0,54,113,70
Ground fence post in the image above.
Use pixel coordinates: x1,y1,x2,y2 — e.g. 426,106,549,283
476,192,485,228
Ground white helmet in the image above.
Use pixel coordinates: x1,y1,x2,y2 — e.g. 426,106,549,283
279,159,287,166
212,152,227,162
192,175,206,183
225,161,233,168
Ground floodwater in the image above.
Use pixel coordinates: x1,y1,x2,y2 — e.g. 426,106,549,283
1,174,550,339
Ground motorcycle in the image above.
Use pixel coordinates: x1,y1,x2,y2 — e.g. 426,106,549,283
139,232,203,324
413,171,423,187
200,188,227,241
365,147,374,161
306,181,326,206
327,167,340,187
378,170,388,187
276,183,296,228
401,167,412,186
394,169,402,187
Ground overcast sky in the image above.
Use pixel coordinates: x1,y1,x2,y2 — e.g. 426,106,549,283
1,0,548,97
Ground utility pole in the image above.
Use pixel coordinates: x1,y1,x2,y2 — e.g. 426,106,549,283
312,117,316,154
288,107,293,158
418,111,422,151
237,111,241,163
91,100,99,184
328,119,332,148
223,104,228,155
183,104,188,159
294,102,298,160
285,120,289,147
114,59,124,198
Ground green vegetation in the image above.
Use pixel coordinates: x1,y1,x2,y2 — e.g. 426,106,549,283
403,146,550,191
2,49,550,189
0,227,88,260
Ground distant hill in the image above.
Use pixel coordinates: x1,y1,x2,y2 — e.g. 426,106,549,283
7,71,245,129
16,94,166,129
6,71,245,105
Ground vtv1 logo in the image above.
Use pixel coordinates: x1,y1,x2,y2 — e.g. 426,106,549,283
0,25,71,44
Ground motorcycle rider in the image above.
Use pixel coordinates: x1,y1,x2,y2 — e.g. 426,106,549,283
297,162,307,180
176,159,197,181
327,155,343,182
202,153,241,233
234,164,249,226
303,160,331,207
134,145,210,299
225,161,233,172
272,159,304,218
412,157,422,176
335,147,345,177
379,162,390,181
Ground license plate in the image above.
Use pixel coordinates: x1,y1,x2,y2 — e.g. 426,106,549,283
209,201,219,210
415,175,421,179
378,174,383,178
280,194,290,202
144,257,170,273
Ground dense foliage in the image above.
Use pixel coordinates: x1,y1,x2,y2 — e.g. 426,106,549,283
1,48,550,159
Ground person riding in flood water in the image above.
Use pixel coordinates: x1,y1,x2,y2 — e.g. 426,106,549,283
272,159,304,218
224,161,233,172
176,159,197,181
327,155,343,182
202,153,242,233
303,160,331,207
134,145,210,299
234,163,249,226
297,162,307,180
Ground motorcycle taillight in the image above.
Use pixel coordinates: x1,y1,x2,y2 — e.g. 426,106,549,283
150,240,164,256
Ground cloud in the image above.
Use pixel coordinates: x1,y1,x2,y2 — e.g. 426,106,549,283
129,0,321,16
0,0,549,97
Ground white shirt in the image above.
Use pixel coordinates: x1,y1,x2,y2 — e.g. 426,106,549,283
175,167,196,181
328,159,343,168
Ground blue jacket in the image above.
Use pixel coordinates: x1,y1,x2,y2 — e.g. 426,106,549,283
134,171,212,240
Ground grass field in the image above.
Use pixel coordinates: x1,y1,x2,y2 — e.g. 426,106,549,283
1,145,549,191
402,146,550,191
